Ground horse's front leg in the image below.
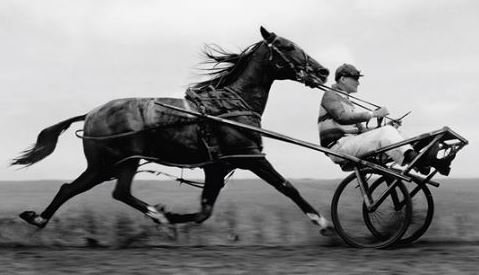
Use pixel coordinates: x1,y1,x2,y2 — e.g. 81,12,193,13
164,164,229,224
241,158,334,236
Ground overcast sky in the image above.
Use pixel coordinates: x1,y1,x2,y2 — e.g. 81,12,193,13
1,0,478,181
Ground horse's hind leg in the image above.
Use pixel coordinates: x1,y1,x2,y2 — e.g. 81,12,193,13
242,158,334,235
111,160,169,224
19,167,104,228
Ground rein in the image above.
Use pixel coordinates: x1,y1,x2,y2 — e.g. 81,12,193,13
265,39,406,123
316,84,381,110
315,83,408,123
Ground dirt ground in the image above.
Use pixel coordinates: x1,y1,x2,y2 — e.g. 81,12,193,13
1,178,478,274
1,242,479,274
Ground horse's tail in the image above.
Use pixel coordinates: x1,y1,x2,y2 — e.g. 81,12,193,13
11,114,87,167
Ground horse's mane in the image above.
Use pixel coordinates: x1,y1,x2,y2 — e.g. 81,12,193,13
191,42,263,89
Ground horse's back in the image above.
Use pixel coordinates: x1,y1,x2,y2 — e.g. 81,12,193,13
82,97,204,164
84,97,194,135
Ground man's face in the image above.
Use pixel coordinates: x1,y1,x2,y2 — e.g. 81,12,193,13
340,76,360,93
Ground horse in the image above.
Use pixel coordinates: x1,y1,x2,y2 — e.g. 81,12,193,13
11,26,334,235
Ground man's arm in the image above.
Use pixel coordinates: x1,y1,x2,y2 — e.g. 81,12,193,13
322,91,372,124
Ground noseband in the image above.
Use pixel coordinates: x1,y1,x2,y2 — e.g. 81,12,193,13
265,37,318,84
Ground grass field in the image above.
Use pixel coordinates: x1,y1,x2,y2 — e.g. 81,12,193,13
0,177,478,248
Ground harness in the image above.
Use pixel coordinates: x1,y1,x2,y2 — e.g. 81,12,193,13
265,36,318,85
185,86,261,119
185,86,262,160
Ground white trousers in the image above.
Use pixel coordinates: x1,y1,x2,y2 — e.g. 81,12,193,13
329,125,412,165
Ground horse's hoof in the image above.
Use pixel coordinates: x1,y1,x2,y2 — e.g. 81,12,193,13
146,205,170,225
319,225,336,237
153,204,166,212
318,219,336,237
19,211,47,228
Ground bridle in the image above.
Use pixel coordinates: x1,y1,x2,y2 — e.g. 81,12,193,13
264,36,321,85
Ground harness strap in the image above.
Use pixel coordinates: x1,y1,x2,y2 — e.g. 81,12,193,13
75,129,145,140
218,111,261,120
223,86,256,112
267,37,295,71
114,154,266,168
266,38,311,83
185,86,261,119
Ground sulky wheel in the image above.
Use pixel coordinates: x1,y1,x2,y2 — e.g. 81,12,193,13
331,168,412,248
366,172,435,246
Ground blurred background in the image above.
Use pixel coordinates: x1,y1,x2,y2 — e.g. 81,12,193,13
1,0,478,181
0,2,478,273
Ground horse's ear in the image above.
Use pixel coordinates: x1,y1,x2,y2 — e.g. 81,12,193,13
260,26,275,42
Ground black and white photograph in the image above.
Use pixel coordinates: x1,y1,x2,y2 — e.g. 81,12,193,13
1,0,478,273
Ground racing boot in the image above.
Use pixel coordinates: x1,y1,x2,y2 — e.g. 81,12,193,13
424,143,457,175
403,149,431,175
429,151,456,176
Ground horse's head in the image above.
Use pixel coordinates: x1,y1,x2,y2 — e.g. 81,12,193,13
260,26,329,87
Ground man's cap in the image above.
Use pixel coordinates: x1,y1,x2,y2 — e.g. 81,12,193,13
335,64,364,81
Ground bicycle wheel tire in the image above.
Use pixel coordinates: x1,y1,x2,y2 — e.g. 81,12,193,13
331,168,412,248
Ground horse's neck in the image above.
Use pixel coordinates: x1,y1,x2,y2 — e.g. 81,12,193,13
227,53,274,115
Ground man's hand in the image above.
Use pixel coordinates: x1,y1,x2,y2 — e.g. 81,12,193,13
372,107,389,118
387,119,402,129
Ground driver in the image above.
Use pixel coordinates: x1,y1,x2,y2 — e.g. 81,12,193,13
318,63,453,175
